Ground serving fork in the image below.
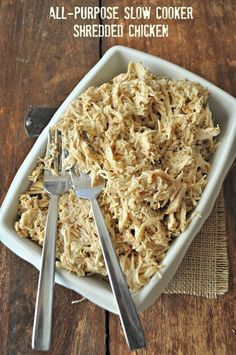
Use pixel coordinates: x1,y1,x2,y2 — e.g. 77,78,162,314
70,168,146,350
32,129,70,351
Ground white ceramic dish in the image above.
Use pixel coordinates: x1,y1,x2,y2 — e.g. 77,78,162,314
0,46,236,314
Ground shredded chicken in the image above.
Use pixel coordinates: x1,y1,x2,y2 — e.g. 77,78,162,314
15,63,220,291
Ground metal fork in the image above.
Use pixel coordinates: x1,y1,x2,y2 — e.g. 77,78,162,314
70,168,146,350
32,129,70,351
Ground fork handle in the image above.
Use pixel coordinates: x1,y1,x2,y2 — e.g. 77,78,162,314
90,198,146,350
32,194,59,351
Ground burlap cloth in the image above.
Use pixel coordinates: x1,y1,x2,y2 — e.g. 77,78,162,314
164,189,228,298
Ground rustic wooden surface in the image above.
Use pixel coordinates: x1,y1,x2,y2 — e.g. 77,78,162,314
0,0,235,354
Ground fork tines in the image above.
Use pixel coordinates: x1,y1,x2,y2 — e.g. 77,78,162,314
45,129,67,176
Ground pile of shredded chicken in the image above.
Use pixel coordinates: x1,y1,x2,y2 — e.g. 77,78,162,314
15,63,220,291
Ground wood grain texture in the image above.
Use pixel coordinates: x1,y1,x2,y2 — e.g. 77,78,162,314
0,0,236,354
0,1,106,355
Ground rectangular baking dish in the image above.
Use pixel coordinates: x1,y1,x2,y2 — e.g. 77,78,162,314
0,46,236,314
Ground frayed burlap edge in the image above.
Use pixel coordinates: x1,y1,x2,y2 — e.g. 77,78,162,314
164,189,228,298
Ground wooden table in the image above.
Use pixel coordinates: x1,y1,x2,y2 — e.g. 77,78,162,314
0,1,235,354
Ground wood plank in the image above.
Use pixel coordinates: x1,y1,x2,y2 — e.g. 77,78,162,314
0,1,106,354
101,0,236,354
